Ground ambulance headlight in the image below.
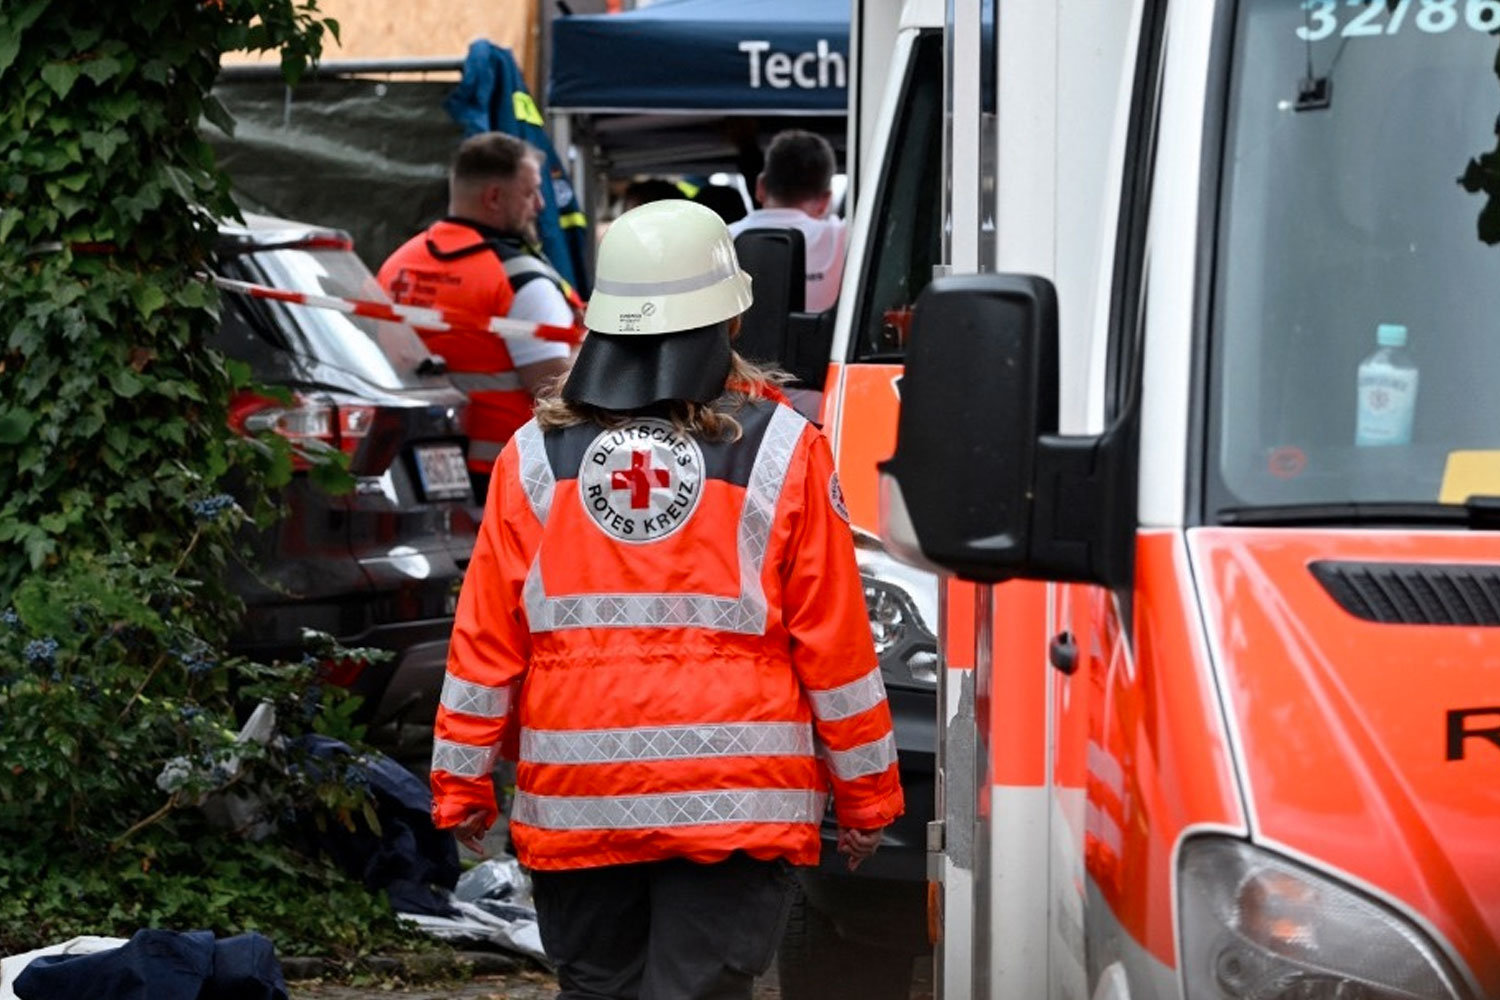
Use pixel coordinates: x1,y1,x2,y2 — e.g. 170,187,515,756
854,529,938,691
1179,838,1467,1000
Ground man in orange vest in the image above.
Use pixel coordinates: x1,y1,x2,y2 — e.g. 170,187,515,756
378,132,583,492
430,200,904,1000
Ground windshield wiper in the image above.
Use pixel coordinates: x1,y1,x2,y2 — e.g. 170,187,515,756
416,354,448,377
1219,496,1500,528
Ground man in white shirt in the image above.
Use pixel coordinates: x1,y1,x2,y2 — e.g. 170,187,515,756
729,130,846,314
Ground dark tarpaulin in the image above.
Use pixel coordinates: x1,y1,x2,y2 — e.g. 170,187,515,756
206,76,463,271
549,0,850,115
294,735,461,917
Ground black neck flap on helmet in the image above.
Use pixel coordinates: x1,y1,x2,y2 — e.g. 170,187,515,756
560,323,732,411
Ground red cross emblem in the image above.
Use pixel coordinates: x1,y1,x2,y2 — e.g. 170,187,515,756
611,449,670,509
388,269,412,301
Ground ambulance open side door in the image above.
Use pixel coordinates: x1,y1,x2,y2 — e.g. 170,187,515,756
876,2,1147,998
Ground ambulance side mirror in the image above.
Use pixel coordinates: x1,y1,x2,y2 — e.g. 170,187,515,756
878,273,1133,588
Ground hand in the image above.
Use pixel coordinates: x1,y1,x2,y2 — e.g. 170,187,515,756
836,826,884,872
450,810,491,856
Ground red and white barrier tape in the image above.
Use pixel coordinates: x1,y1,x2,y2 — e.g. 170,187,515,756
210,274,584,345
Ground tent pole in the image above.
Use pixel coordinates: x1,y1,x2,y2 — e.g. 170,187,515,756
577,115,601,281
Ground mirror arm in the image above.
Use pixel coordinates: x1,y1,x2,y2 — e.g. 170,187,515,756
1029,418,1137,589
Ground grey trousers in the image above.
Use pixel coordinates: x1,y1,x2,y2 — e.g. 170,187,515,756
531,853,796,1000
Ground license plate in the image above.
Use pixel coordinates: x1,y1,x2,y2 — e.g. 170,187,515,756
414,444,471,501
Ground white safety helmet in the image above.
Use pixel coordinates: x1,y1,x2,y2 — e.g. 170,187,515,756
584,199,753,336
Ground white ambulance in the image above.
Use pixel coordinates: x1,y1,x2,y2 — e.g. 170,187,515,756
821,0,1500,998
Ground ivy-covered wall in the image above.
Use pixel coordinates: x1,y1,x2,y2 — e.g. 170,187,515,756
0,0,425,959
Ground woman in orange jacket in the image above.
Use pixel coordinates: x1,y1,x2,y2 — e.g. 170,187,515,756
430,199,904,1000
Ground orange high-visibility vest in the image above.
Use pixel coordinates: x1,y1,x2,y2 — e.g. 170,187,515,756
378,218,585,473
431,397,904,870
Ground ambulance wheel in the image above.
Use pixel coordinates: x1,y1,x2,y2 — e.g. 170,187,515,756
777,887,915,1000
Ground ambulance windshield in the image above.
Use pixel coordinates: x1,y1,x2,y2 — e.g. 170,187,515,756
1209,0,1500,515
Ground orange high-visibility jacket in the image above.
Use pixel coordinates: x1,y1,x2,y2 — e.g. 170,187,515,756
377,218,585,472
430,397,905,870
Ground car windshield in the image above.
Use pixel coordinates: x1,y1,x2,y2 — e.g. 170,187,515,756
229,245,438,391
1209,0,1500,515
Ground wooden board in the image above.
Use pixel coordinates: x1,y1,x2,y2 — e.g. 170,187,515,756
224,0,540,91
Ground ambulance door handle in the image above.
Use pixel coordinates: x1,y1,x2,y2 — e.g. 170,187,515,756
1048,631,1079,675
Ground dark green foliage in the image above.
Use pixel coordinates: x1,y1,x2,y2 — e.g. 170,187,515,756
0,0,429,961
0,0,335,586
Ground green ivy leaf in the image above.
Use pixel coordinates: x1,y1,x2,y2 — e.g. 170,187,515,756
0,0,48,42
64,22,104,50
0,409,36,445
94,91,140,125
224,359,252,390
109,370,144,398
0,34,20,78
0,208,19,244
131,283,168,318
39,62,81,99
307,456,355,496
23,531,53,569
80,128,127,164
81,55,124,87
105,423,131,456
201,94,235,137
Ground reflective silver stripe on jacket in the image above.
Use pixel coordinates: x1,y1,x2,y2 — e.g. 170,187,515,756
521,721,815,765
431,737,500,778
822,732,899,781
806,667,888,721
517,404,806,634
514,420,554,523
510,788,826,831
439,674,513,719
449,371,525,393
470,440,504,464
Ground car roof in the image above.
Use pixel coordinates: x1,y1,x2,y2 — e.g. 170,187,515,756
216,212,354,254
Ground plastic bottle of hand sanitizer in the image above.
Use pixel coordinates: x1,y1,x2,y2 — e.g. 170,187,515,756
1355,323,1418,447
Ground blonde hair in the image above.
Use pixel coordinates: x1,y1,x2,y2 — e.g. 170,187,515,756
534,352,790,441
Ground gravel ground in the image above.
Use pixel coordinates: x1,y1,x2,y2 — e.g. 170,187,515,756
288,964,790,999
289,955,936,1000
290,967,563,1000
290,975,786,1000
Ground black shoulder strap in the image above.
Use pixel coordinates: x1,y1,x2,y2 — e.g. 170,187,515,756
422,231,561,295
423,237,497,262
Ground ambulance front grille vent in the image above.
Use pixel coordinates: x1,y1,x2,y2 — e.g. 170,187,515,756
1309,560,1500,626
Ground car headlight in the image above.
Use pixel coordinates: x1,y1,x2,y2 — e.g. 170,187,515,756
1179,838,1467,1000
853,529,938,691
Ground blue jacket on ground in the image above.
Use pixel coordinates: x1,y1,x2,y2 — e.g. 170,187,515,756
14,929,285,1000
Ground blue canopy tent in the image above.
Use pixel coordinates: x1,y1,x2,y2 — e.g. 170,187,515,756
550,0,850,116
546,0,851,213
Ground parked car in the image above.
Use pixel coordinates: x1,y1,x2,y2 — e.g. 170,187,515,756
776,531,938,1000
211,213,477,734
